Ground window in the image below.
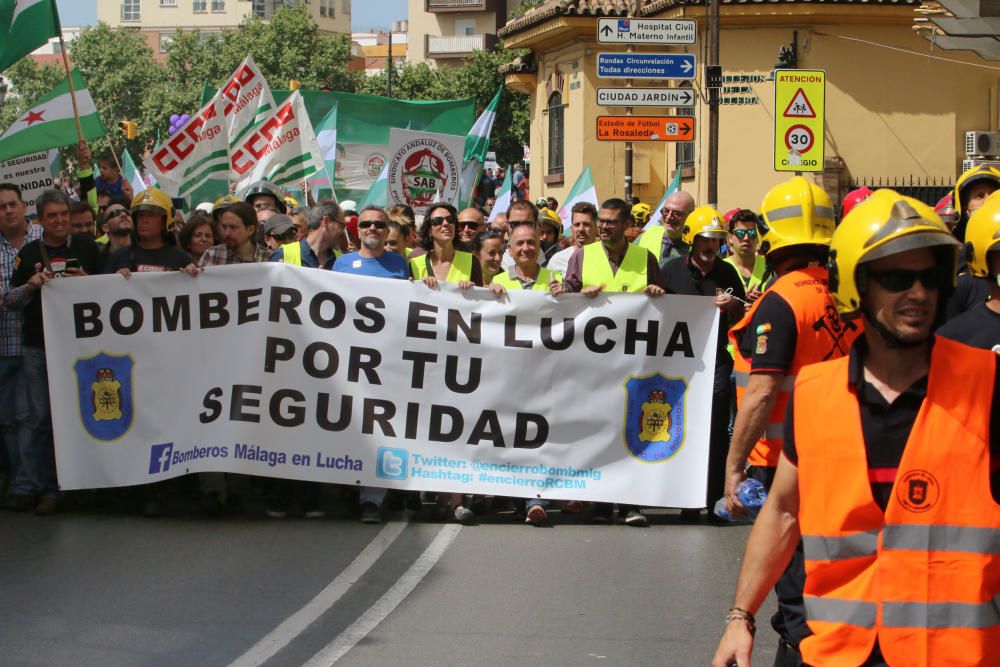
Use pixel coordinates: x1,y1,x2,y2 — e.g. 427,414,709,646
120,0,140,21
193,0,207,11
252,0,266,18
319,0,334,17
159,32,176,52
160,0,177,6
342,0,350,14
211,0,225,11
454,18,476,37
547,91,564,176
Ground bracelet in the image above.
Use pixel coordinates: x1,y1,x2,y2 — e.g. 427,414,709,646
725,607,756,636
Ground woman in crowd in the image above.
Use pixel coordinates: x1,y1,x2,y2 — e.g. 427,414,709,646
179,215,221,266
475,229,505,286
408,203,483,524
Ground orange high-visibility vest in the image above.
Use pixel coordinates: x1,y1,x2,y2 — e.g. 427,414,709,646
795,336,1000,667
728,266,860,467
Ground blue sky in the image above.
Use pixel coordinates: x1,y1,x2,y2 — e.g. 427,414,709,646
55,0,408,31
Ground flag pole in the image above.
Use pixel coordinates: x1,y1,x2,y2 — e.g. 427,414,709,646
56,33,84,143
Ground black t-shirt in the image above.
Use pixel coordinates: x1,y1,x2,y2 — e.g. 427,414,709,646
12,234,103,348
104,245,192,274
937,302,1000,352
659,256,745,384
735,291,799,373
945,273,990,321
784,339,1000,507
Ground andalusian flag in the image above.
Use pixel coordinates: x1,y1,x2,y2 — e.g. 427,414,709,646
358,163,388,209
459,87,501,208
0,68,106,162
487,165,511,224
556,166,599,234
315,102,338,191
122,150,147,197
644,168,683,230
0,0,61,72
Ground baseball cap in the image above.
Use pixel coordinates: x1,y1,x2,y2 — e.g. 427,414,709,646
262,214,297,237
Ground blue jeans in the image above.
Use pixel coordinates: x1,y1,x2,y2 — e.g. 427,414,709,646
0,355,28,490
14,347,58,498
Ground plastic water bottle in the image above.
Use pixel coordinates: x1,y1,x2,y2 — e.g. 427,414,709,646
713,478,768,522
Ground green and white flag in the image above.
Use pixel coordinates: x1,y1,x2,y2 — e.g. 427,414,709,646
358,163,388,209
219,54,276,149
0,68,105,162
556,166,599,234
230,90,324,193
459,87,501,208
0,0,61,72
486,165,511,225
644,168,683,230
122,150,147,196
145,93,228,198
313,102,338,191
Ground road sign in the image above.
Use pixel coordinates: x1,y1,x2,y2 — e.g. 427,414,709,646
597,53,696,80
773,69,825,172
597,18,697,45
597,87,695,108
597,116,695,142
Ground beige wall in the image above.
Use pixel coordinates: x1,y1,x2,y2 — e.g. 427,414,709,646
98,0,350,35
514,11,996,213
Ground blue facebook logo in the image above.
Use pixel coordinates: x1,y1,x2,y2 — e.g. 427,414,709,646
148,443,174,474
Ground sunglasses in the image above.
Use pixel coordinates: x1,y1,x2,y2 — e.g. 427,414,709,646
105,209,128,220
457,220,480,230
866,267,946,293
358,220,387,230
429,215,456,227
732,228,758,240
597,217,623,226
660,208,685,219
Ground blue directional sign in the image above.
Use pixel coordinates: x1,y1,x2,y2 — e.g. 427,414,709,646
597,53,696,80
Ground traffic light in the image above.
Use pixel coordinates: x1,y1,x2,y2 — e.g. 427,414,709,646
289,80,301,91
118,120,138,140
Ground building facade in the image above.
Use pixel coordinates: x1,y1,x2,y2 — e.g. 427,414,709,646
499,0,996,212
97,0,351,56
407,0,520,66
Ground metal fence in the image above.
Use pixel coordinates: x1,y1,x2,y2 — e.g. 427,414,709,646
848,176,953,207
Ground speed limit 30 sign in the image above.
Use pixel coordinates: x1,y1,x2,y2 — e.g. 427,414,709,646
774,70,825,172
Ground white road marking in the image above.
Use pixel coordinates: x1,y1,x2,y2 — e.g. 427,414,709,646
302,523,462,666
228,521,408,667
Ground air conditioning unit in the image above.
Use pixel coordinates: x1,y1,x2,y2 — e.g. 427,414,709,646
965,131,1000,157
962,158,1000,173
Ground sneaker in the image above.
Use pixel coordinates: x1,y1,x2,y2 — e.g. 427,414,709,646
453,505,475,525
525,504,548,526
624,509,648,527
679,508,702,523
265,507,287,519
34,495,58,516
304,508,326,519
359,502,381,524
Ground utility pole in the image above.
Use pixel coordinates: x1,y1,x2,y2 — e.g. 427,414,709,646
386,29,394,98
707,0,720,207
623,2,638,202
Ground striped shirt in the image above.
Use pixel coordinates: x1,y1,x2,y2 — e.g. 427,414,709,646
0,223,43,356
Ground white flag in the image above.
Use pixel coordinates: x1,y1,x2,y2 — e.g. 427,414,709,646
144,95,228,198
218,55,276,149
230,91,325,193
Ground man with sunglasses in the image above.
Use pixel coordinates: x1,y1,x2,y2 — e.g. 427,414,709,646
98,202,133,263
332,205,410,523
725,209,768,302
500,200,541,271
636,190,695,267
456,208,485,250
713,190,1000,667
724,176,860,662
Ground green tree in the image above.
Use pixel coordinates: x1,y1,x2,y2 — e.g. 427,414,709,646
69,23,164,158
358,62,447,101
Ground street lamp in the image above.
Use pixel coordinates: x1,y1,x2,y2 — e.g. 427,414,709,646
766,31,799,81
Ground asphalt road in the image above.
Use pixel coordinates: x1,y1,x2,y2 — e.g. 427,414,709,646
0,497,778,667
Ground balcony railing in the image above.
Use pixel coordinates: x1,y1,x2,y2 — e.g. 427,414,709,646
426,34,497,57
425,0,501,12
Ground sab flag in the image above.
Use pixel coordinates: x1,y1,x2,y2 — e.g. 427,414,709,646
144,95,228,198
230,90,325,193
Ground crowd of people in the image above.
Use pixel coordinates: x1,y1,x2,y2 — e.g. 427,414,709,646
2,136,999,663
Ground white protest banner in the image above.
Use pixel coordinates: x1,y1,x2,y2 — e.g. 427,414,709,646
145,95,228,198
386,128,464,216
43,265,718,507
0,150,54,209
230,90,325,193
218,54,276,149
